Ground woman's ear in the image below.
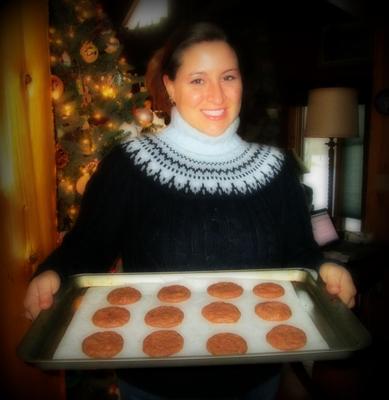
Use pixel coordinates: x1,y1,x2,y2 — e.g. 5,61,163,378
163,74,175,103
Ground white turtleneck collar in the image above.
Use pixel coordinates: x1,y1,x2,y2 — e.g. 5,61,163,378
124,108,285,195
160,107,242,158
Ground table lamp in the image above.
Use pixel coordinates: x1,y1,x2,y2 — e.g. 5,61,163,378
305,87,358,216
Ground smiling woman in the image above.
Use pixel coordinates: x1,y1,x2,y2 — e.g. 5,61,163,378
24,20,357,400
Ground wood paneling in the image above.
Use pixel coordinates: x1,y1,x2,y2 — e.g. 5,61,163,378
0,1,64,398
364,28,389,241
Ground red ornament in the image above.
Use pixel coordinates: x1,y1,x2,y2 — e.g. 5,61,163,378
55,144,69,169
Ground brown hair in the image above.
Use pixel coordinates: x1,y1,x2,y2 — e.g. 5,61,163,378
145,22,237,114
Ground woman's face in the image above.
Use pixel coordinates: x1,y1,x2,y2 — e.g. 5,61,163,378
164,41,242,136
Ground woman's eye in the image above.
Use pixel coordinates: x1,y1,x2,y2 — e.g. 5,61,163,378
223,75,236,81
190,78,204,85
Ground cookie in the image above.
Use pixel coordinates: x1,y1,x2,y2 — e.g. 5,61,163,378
92,306,130,328
143,330,184,357
157,285,191,303
253,282,285,298
202,302,241,323
207,333,247,356
144,306,184,328
255,301,292,321
266,324,307,351
107,286,141,305
82,331,124,358
207,282,243,299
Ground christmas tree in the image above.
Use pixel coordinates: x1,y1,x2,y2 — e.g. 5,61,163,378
49,0,165,232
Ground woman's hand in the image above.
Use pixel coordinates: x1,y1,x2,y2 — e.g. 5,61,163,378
319,263,357,308
23,270,61,320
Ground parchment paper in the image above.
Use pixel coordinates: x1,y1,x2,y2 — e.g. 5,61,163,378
54,275,329,359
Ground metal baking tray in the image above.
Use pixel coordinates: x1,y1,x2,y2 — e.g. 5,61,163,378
17,268,371,370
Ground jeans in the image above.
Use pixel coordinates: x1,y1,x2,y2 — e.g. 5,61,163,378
117,371,280,400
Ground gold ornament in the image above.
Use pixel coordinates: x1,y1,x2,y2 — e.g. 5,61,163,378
51,75,64,100
105,37,120,54
79,130,94,155
134,107,154,128
76,173,91,195
80,41,99,63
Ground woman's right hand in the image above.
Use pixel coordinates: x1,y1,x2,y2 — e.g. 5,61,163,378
24,270,61,320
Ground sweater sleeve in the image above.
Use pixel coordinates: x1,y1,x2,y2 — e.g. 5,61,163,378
35,145,132,280
280,153,325,269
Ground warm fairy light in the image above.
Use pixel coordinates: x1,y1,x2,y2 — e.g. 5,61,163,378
94,112,102,120
49,27,55,34
94,84,100,90
60,178,75,193
82,10,92,19
85,75,92,82
50,55,57,64
101,85,117,98
56,38,63,45
68,205,79,218
119,57,126,64
62,103,73,118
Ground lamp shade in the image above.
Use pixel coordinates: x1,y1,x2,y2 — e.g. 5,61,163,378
305,87,358,138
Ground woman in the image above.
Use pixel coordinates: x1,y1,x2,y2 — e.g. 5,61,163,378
24,22,356,399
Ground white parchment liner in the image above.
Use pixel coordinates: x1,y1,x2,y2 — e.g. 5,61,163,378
54,276,329,359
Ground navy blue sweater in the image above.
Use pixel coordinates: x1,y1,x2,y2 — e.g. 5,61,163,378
37,110,323,398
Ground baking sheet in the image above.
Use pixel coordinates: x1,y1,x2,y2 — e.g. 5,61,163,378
18,268,371,369
54,277,328,360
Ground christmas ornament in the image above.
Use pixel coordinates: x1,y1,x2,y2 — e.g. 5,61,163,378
134,107,153,128
80,41,98,63
119,121,142,139
105,37,120,54
85,159,99,174
61,51,71,67
76,173,91,195
88,113,109,126
79,129,94,155
51,75,64,100
55,144,69,169
81,115,90,131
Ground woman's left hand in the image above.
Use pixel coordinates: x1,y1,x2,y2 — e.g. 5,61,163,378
319,263,357,308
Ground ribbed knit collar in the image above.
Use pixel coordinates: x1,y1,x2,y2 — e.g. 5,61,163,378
159,107,243,159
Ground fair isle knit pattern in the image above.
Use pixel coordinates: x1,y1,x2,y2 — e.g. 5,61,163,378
124,108,284,195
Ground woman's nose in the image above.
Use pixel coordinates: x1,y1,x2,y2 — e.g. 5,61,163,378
207,81,225,104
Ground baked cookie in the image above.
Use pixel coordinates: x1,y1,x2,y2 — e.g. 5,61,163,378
157,285,191,303
82,331,124,358
253,282,285,298
266,324,307,350
107,286,141,305
202,302,241,323
92,306,130,328
144,306,184,328
143,330,184,357
207,333,248,356
255,301,292,321
207,282,243,299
